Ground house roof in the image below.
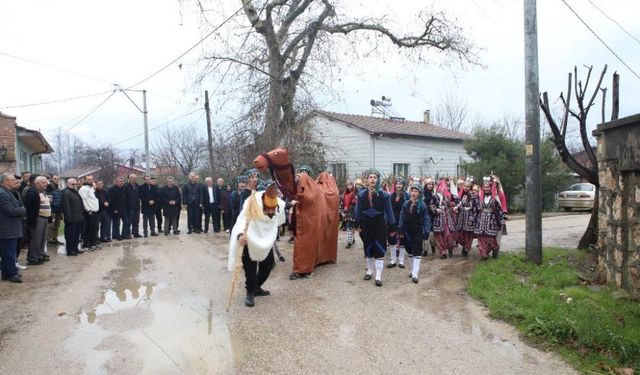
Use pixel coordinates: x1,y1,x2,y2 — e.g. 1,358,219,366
314,110,470,141
16,125,54,154
59,166,102,179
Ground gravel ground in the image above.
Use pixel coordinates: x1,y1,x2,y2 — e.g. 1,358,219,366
0,214,589,374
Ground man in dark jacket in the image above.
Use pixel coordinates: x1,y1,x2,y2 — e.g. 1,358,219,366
150,177,163,233
0,173,27,283
95,179,111,243
108,176,128,240
23,175,51,265
160,176,181,235
46,175,64,246
62,178,85,256
124,173,141,238
183,172,203,234
139,176,159,237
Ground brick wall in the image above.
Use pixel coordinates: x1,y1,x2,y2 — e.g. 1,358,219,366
0,112,17,174
594,114,640,297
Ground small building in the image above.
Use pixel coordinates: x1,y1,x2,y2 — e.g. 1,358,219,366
306,110,471,182
592,114,640,297
0,111,54,175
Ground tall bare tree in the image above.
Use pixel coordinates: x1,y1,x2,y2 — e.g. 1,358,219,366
197,0,477,152
432,92,470,132
151,125,208,176
539,65,618,249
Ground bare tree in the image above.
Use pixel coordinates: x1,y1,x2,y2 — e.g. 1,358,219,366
151,125,208,176
81,144,122,183
539,65,617,249
432,92,470,132
197,0,477,152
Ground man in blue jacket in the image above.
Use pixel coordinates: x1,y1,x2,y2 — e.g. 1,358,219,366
0,173,27,283
46,175,64,246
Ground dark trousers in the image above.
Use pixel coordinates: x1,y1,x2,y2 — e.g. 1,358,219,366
99,210,111,240
112,211,128,239
64,221,82,254
0,238,19,278
187,203,202,232
164,215,179,234
242,247,274,294
83,211,99,248
143,213,156,235
223,210,231,231
155,209,162,231
203,202,220,232
125,208,140,236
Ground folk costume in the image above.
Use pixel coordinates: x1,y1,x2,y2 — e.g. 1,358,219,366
341,182,357,249
387,178,409,268
474,181,505,260
355,170,396,287
455,183,479,257
228,186,285,307
430,179,458,259
398,184,431,283
422,178,437,255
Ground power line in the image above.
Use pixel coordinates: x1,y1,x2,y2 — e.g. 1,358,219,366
62,92,116,133
561,0,640,80
0,90,113,110
127,5,244,89
112,108,203,146
586,0,640,46
0,50,114,85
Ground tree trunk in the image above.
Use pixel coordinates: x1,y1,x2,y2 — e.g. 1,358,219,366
578,193,599,249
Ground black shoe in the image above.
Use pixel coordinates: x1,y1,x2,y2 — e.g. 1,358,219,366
387,262,396,268
164,232,169,236
278,255,285,262
66,252,78,256
204,229,208,233
398,263,405,269
214,230,220,233
255,287,271,296
76,250,85,254
151,232,158,237
289,272,311,280
462,250,468,258
448,249,453,258
143,233,148,238
133,234,142,238
194,230,202,234
412,277,419,284
27,260,44,265
116,237,123,241
187,230,193,234
245,292,255,307
375,279,382,287
122,236,132,240
440,254,447,260
481,256,489,261
3,274,22,283
174,230,181,234
492,251,498,259
363,273,372,281
345,243,352,249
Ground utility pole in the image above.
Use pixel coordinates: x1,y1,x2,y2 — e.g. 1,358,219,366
142,90,150,177
204,90,214,176
524,0,542,265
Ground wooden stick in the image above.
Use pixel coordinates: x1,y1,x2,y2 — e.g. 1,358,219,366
226,220,250,312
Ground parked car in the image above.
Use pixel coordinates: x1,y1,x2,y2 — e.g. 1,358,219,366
558,183,596,211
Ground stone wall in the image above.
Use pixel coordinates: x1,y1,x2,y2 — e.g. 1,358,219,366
0,112,17,174
593,114,640,296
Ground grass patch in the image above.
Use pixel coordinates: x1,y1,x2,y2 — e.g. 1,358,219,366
469,247,640,374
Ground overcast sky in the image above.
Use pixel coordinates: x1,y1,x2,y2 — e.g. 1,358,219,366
1,0,638,150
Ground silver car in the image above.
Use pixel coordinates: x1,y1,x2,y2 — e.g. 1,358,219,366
558,183,596,211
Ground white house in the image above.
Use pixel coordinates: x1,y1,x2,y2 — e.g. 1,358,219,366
307,110,471,181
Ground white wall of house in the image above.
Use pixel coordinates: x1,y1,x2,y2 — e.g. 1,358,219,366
309,115,471,180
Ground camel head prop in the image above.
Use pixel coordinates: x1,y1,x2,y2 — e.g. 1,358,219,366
253,147,297,200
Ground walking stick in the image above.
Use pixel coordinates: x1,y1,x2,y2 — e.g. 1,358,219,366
226,220,250,312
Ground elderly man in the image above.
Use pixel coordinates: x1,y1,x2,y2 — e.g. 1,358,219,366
46,175,64,246
62,178,85,256
23,175,51,265
124,173,142,238
94,179,111,243
139,175,159,237
183,172,203,234
202,177,217,233
159,176,181,235
79,175,100,250
0,173,27,283
214,177,224,232
109,176,128,241
150,177,163,233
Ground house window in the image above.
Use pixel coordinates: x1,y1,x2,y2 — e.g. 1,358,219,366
19,151,28,172
330,163,347,184
393,163,410,179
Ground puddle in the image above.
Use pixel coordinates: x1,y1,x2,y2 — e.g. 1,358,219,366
66,248,239,374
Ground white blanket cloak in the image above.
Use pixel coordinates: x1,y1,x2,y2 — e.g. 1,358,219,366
228,191,285,271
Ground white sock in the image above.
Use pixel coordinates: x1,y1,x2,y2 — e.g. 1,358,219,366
412,257,421,278
375,259,384,281
366,257,374,275
389,246,397,264
398,247,406,265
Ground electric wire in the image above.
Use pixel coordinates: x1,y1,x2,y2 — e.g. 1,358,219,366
586,0,640,46
112,108,203,146
0,50,114,84
127,5,244,89
561,0,640,80
61,92,116,133
0,90,113,110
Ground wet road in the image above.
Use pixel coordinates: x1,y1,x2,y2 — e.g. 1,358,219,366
0,214,586,374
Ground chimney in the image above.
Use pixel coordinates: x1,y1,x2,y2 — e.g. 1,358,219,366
423,110,430,125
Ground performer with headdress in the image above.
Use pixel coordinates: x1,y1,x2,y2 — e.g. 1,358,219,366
422,177,436,255
453,180,479,257
387,177,409,268
430,179,458,259
228,181,285,307
474,179,506,260
341,180,357,249
355,170,396,287
398,183,431,283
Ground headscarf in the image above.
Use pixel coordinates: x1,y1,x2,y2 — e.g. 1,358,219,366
409,183,426,213
364,169,382,194
436,179,451,200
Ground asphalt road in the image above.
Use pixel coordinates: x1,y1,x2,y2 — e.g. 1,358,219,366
0,214,589,374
